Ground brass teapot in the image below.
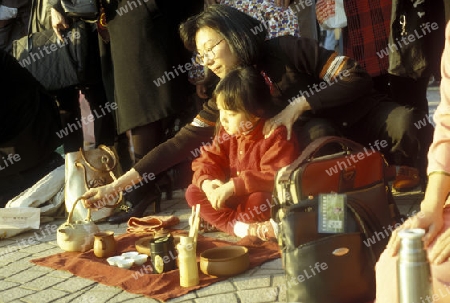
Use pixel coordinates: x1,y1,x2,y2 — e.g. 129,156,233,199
57,198,100,252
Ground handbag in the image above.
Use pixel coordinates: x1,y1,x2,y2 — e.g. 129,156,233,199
277,197,378,303
61,0,99,20
272,136,402,302
388,0,429,79
316,0,347,30
65,145,123,222
12,0,92,91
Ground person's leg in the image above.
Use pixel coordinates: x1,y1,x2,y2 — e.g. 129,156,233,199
389,75,435,183
185,185,272,236
56,87,84,154
82,85,116,148
346,101,423,191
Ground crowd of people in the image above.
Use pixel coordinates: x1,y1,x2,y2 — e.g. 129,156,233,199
2,1,450,296
2,0,450,300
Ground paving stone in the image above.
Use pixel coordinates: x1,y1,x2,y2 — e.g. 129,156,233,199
195,293,238,303
21,288,68,303
233,276,271,290
237,287,279,303
0,251,31,264
167,292,197,303
30,247,68,259
107,292,155,303
1,260,35,277
108,294,160,303
72,290,121,303
47,269,74,279
271,274,287,287
195,280,235,297
259,258,282,269
19,242,58,254
251,269,284,276
0,287,36,302
52,277,97,293
0,280,20,290
5,269,47,283
20,275,67,291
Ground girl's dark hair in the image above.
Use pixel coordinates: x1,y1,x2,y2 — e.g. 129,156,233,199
213,66,278,119
179,5,267,66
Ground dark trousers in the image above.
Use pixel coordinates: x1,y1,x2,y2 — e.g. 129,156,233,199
295,101,421,172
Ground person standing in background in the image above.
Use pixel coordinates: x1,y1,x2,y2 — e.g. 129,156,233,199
0,0,30,52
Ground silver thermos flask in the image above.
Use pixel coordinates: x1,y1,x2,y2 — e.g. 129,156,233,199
397,228,433,303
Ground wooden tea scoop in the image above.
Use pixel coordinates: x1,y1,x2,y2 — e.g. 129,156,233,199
189,204,201,244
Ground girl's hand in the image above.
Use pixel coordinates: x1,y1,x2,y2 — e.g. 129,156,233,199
50,8,69,41
388,210,444,257
264,96,310,139
202,179,223,202
208,181,234,210
81,184,118,210
275,0,291,8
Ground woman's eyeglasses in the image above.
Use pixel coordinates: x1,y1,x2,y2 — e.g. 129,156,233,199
195,39,224,65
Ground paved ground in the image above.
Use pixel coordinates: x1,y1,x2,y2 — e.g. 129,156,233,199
0,86,440,303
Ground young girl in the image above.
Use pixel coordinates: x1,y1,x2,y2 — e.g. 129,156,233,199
185,66,299,241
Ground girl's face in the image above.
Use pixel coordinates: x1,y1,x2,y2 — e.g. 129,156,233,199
195,27,239,79
217,93,258,136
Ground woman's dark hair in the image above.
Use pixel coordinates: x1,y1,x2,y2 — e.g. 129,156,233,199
213,66,278,120
179,5,267,66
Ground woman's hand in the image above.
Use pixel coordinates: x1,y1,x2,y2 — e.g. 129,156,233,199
388,210,444,257
50,8,69,41
81,184,119,210
264,96,310,139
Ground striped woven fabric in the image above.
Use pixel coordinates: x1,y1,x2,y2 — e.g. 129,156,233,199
342,0,392,77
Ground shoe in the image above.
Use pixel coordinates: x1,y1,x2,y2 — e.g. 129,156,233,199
156,172,173,200
198,217,219,233
107,188,162,224
248,220,276,241
392,166,420,192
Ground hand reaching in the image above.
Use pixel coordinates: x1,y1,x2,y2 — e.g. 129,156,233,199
51,8,69,41
263,96,310,139
81,184,118,210
388,210,444,258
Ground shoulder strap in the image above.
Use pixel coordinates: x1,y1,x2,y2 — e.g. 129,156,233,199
278,136,365,183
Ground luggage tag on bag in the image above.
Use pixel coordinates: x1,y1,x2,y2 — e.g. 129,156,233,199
318,193,346,233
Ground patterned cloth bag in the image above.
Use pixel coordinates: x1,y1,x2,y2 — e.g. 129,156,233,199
316,0,347,30
220,0,300,39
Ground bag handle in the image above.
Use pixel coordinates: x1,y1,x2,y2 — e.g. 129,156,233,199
79,144,117,172
75,145,123,208
278,136,365,183
67,197,92,223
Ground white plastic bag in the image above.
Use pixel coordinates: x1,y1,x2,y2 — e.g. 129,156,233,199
0,208,40,239
316,0,347,30
6,165,65,217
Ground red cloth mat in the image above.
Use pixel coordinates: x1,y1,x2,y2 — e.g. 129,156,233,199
31,231,280,302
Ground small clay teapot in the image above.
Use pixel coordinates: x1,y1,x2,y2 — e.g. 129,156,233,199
57,198,100,252
93,231,116,258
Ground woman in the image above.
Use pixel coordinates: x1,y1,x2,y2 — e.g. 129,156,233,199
376,21,450,303
83,5,420,212
186,66,299,241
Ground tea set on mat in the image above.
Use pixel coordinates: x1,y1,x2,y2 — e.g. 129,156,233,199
56,200,250,287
